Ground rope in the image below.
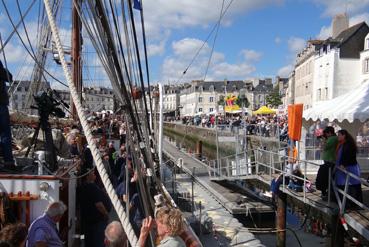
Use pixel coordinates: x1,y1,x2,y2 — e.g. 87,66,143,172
42,0,139,245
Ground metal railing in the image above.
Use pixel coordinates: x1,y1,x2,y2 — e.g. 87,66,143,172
331,166,369,214
208,147,369,215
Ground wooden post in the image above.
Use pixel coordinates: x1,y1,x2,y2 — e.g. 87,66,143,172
328,214,344,247
276,192,286,247
71,0,82,120
196,140,202,159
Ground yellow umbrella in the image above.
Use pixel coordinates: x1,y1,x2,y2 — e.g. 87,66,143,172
253,106,276,115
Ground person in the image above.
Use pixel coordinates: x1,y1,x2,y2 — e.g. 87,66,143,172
316,126,338,200
0,223,27,247
26,201,67,247
139,207,186,247
78,168,111,247
335,129,363,208
0,241,10,247
104,221,127,247
0,61,15,168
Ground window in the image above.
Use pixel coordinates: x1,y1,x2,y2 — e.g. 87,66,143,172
209,108,214,112
366,38,369,49
14,95,18,100
209,96,214,102
198,108,203,112
21,95,25,100
325,87,328,99
364,58,369,73
198,97,202,102
17,87,21,92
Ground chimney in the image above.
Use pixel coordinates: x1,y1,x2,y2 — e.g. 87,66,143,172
332,13,349,38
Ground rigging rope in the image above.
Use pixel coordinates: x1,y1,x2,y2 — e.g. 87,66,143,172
176,0,235,83
42,0,139,245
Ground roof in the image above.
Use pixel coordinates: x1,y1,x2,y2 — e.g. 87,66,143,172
181,80,248,93
334,22,368,47
303,80,369,123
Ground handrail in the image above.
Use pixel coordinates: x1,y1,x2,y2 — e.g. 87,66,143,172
210,147,369,215
331,165,369,214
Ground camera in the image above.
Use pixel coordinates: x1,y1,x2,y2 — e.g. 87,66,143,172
33,91,65,118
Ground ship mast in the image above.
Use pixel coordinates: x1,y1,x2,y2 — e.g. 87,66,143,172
71,0,82,120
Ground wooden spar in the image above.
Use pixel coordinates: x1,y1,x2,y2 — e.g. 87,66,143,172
276,192,287,247
71,0,82,120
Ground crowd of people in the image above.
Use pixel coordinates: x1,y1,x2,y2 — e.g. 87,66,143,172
0,201,186,247
1,109,188,247
180,114,289,140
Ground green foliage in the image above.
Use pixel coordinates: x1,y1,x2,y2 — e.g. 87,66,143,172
266,85,282,107
235,96,250,108
217,95,225,105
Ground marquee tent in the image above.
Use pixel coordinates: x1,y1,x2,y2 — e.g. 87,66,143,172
253,106,276,115
303,80,369,123
303,80,369,136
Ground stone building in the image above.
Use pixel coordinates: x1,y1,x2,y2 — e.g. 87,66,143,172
294,40,323,109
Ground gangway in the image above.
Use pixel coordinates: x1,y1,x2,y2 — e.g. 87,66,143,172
208,147,369,241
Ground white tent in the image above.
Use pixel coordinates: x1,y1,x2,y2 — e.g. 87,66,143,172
303,80,369,123
303,80,369,135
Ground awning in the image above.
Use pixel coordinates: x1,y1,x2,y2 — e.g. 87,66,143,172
303,80,369,123
253,106,276,115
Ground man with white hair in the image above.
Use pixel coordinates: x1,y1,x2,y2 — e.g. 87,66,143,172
26,201,67,247
104,221,127,247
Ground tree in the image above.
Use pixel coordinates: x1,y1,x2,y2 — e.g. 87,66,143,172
266,85,282,107
235,95,250,108
217,95,225,106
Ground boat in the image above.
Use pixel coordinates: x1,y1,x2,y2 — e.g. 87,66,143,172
0,1,202,246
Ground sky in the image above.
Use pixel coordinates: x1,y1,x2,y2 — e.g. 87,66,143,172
1,0,369,88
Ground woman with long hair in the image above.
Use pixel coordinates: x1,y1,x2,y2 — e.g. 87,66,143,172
139,207,186,247
335,129,363,208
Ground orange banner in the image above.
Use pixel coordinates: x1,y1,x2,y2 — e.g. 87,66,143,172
288,104,303,141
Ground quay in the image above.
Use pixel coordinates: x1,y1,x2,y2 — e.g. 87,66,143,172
164,122,369,246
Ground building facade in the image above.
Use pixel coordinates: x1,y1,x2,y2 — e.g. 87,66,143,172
250,78,273,110
82,87,114,111
312,22,369,105
294,40,322,109
179,80,248,116
8,80,31,111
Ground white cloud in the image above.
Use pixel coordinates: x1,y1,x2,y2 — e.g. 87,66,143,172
143,0,283,37
277,64,293,77
212,62,255,78
147,37,167,57
287,37,306,54
317,25,332,39
313,0,369,17
160,38,257,82
350,12,369,26
241,49,262,62
276,36,305,78
317,13,369,39
274,37,282,44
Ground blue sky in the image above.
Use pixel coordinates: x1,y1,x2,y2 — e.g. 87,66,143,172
1,0,369,88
